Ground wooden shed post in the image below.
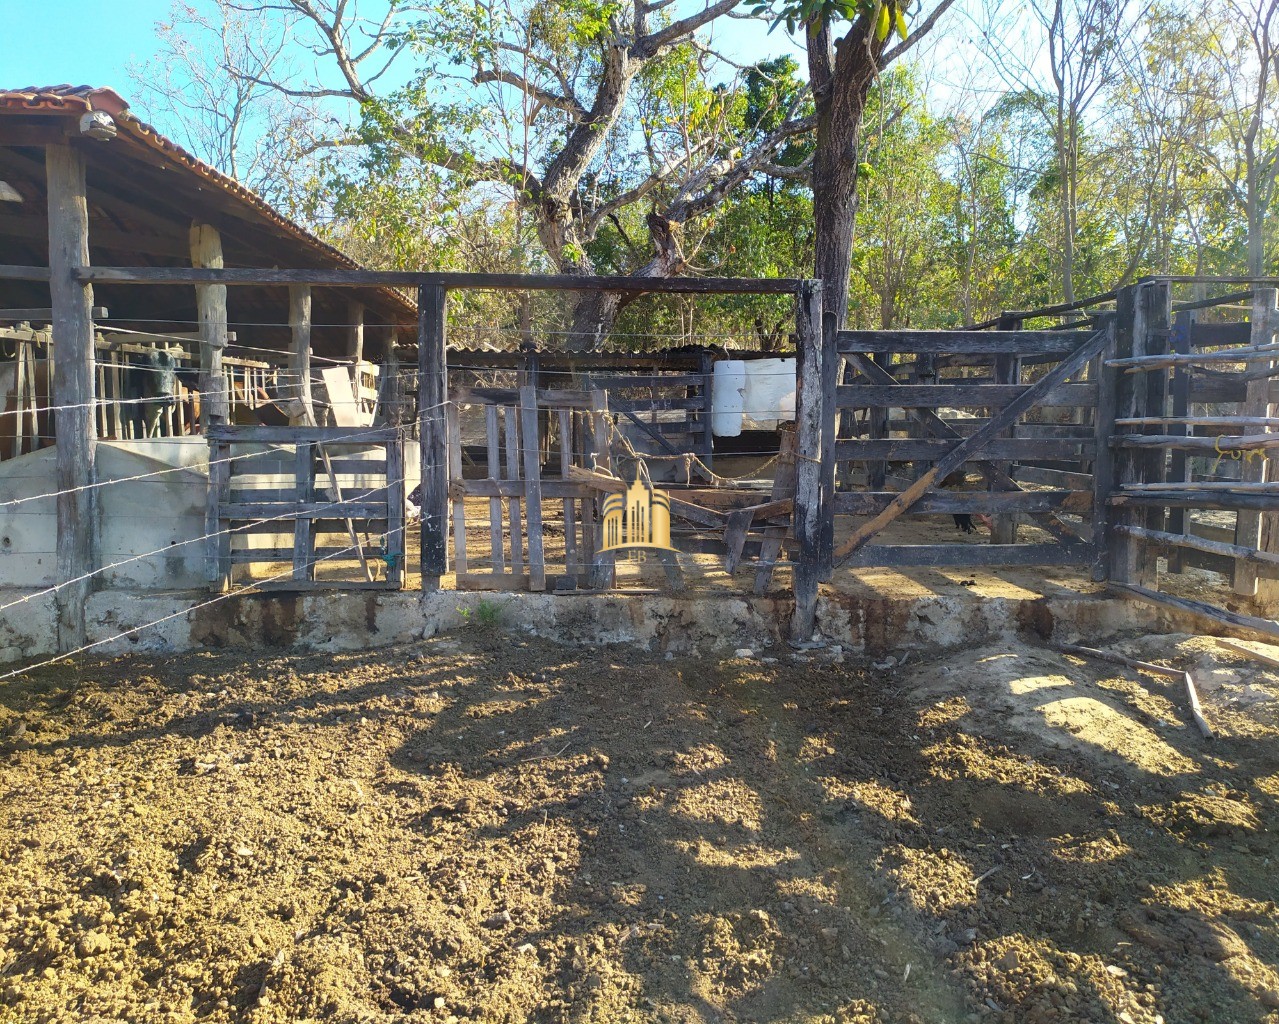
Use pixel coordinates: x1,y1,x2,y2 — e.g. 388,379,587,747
288,285,313,425
1235,286,1279,604
189,223,229,430
47,142,96,652
346,300,364,367
418,284,449,590
792,279,825,639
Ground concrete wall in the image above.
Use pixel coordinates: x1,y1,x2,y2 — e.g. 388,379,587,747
0,441,207,590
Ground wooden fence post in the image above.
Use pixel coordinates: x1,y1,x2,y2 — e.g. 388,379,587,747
1108,285,1140,584
418,284,449,590
792,279,825,638
1165,306,1194,572
1110,280,1170,586
991,313,1023,545
288,285,314,426
47,142,96,651
1091,317,1119,580
1235,286,1279,604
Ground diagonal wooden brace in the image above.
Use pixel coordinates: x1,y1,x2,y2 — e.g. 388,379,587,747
835,330,1108,565
841,351,1085,547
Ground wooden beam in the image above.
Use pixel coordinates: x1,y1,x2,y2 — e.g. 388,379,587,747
190,223,229,432
288,285,313,426
0,306,107,321
833,329,1108,566
346,299,364,365
0,212,191,259
835,382,1096,409
1112,581,1279,643
845,543,1093,568
792,282,825,638
1235,287,1278,600
46,142,96,651
73,266,807,294
418,284,448,589
838,329,1085,355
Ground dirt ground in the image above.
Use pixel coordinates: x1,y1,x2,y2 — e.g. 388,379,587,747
2,629,1278,1024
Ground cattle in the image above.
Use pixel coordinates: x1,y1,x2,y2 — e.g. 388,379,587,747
122,348,180,438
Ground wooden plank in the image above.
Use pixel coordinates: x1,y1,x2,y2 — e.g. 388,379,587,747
206,441,232,589
520,386,546,591
220,501,390,519
558,408,577,576
1016,465,1094,489
1108,342,1279,369
1154,293,1189,562
833,438,1093,460
418,284,449,588
833,328,1108,565
722,508,754,574
484,404,505,574
610,396,704,413
209,424,398,442
254,579,397,592
1109,490,1279,512
1116,524,1279,576
385,435,405,588
47,142,96,651
792,281,824,637
589,391,615,589
838,329,1085,355
755,423,797,595
836,382,1096,409
230,545,387,564
1215,637,1279,669
584,373,706,388
578,411,596,575
990,347,1022,545
77,266,807,294
292,443,314,580
0,306,107,321
1116,416,1279,429
504,405,524,574
1235,287,1278,598
446,402,467,575
846,543,1094,568
834,489,1090,516
1190,320,1252,347
1112,582,1279,643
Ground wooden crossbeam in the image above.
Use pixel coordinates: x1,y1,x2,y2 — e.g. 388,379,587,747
834,330,1108,565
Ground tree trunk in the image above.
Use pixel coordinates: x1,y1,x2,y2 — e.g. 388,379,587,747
810,24,883,325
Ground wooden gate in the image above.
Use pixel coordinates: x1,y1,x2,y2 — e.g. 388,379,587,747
831,326,1110,570
206,424,405,591
448,385,615,591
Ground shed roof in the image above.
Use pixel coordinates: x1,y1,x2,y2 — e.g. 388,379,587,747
0,86,416,357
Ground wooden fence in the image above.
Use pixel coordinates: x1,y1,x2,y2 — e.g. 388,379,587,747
1100,280,1279,636
10,251,1279,646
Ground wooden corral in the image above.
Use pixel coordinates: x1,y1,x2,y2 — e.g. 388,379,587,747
4,93,1278,655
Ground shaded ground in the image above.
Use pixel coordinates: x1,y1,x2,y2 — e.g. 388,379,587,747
1,630,1277,1023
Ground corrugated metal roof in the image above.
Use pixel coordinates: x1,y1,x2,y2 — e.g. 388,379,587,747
0,85,417,326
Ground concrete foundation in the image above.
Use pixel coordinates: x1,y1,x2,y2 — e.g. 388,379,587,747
0,582,1229,668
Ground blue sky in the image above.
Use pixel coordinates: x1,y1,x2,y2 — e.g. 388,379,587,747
6,0,173,93
5,0,805,97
